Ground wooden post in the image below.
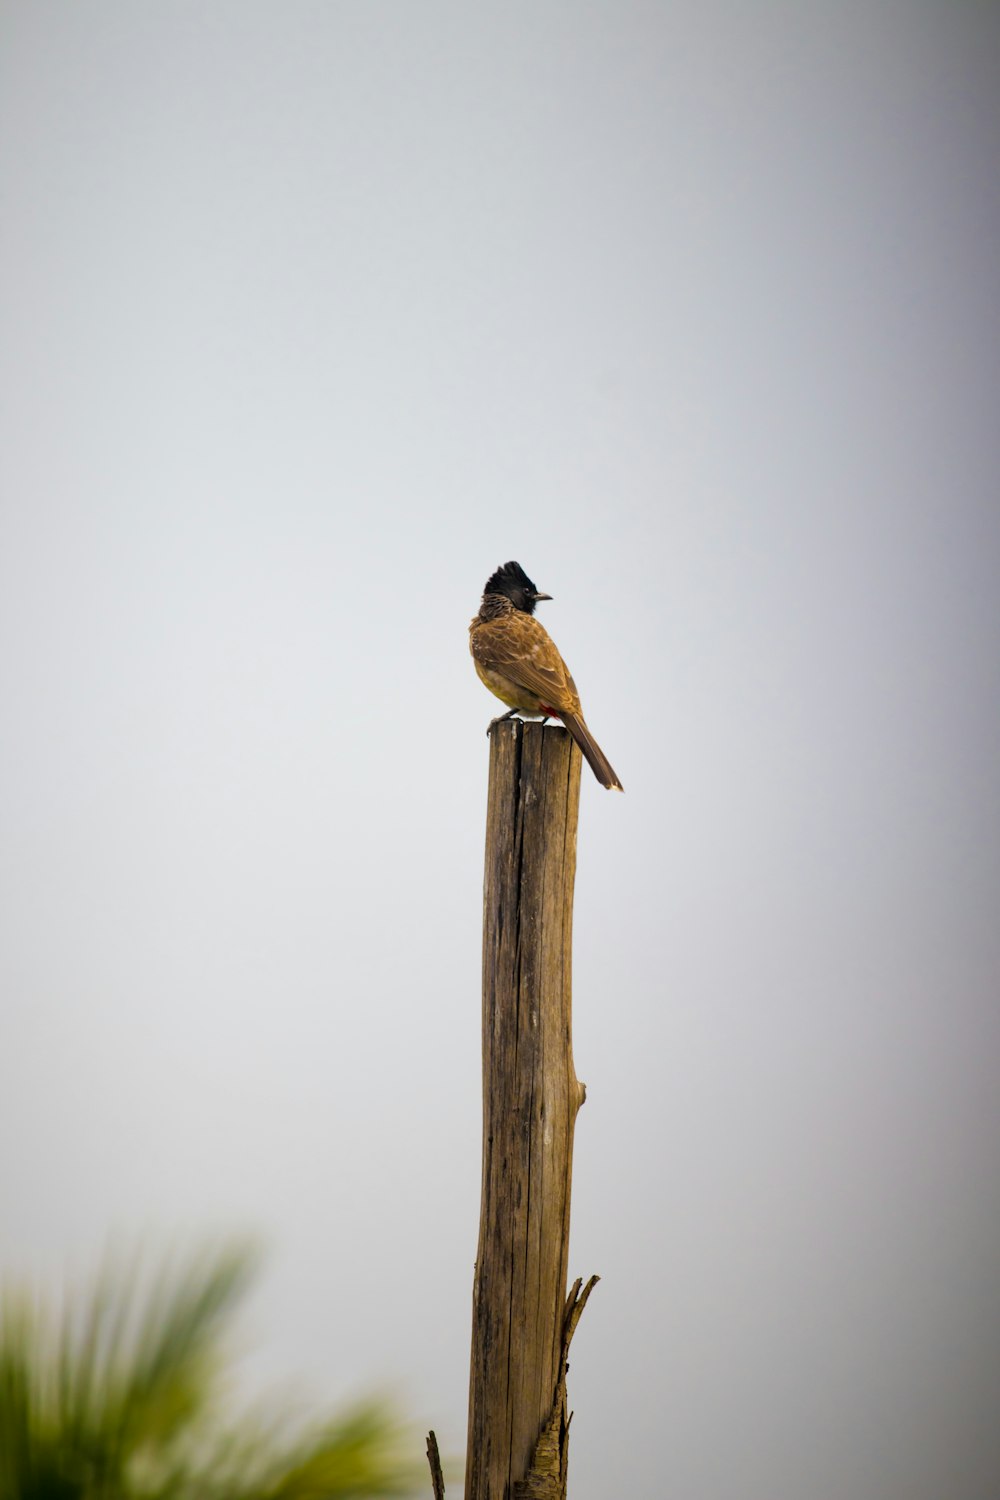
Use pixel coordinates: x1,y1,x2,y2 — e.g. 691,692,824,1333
463,719,596,1499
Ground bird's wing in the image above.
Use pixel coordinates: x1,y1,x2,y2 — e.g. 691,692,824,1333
471,613,580,712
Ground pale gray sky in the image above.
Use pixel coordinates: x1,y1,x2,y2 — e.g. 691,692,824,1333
2,4,999,1496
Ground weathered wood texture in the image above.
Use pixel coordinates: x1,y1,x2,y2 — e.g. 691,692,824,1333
465,719,588,1500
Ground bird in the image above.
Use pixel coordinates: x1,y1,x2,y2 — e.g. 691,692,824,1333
469,560,623,791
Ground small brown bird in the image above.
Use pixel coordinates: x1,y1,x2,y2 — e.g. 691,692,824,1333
469,560,623,791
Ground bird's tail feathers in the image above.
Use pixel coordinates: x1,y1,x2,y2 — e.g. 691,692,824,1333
561,714,624,792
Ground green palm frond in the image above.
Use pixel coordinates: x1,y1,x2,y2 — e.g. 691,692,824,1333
0,1248,425,1500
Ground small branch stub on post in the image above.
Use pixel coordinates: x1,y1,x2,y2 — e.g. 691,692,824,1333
513,1276,600,1500
465,719,595,1499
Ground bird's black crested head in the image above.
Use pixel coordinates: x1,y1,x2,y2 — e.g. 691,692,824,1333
482,560,551,615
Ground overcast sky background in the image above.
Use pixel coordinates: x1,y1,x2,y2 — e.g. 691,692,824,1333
2,4,999,1497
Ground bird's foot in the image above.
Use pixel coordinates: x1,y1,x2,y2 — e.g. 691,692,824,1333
486,708,518,737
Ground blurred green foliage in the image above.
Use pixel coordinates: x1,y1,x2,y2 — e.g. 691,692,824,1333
0,1246,424,1500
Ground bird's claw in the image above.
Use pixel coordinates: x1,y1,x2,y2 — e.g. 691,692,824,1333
486,709,518,737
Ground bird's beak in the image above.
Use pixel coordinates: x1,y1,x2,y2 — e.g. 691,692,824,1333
533,591,553,602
